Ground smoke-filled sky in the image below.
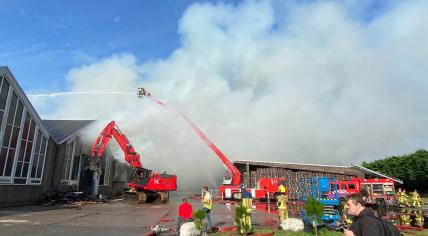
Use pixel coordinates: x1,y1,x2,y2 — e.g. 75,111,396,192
4,0,428,190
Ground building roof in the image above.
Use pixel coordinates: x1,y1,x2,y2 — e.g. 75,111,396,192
43,120,94,144
351,164,403,184
233,160,364,177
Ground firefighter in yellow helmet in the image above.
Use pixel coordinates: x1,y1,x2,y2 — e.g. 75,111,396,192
411,190,422,208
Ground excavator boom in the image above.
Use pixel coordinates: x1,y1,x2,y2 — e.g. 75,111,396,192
91,120,177,203
92,120,142,168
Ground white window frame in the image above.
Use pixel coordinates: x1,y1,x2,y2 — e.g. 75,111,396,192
0,91,24,183
28,129,48,185
0,78,12,183
61,139,81,185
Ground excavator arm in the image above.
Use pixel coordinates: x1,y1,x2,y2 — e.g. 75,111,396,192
91,120,142,168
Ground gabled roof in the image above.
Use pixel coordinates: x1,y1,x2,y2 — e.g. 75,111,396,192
43,120,94,144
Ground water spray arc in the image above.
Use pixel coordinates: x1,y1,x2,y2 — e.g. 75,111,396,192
28,91,135,99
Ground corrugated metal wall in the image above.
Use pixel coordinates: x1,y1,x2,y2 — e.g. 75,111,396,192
243,167,356,199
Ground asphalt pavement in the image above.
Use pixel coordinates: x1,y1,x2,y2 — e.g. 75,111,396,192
0,192,280,236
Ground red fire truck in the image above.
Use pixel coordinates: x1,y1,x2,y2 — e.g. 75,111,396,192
328,178,396,205
360,178,396,205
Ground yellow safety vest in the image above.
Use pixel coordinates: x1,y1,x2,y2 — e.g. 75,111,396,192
277,195,287,209
242,198,252,213
203,192,212,210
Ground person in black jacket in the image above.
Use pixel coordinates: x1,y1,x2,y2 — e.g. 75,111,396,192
344,193,385,236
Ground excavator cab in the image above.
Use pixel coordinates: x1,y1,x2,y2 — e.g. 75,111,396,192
129,168,152,187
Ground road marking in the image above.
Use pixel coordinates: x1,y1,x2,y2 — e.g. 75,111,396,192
0,219,28,223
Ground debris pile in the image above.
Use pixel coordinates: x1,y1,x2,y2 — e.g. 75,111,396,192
41,184,110,206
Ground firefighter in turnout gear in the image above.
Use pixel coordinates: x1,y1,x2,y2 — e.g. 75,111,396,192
276,191,288,223
397,188,410,207
415,211,424,228
240,187,253,233
411,190,422,208
400,210,411,226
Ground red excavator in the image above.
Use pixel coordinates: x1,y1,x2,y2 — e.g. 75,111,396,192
91,120,177,203
137,88,285,200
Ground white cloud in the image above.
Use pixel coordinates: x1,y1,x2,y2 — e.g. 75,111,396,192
36,0,428,190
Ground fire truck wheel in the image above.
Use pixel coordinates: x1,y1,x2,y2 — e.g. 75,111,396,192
375,198,385,206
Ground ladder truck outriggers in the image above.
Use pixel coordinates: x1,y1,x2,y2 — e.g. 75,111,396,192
92,120,177,203
137,88,285,201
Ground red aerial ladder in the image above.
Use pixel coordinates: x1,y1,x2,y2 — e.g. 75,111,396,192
92,120,177,203
137,88,285,200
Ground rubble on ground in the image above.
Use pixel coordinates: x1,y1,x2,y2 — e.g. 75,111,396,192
41,184,111,206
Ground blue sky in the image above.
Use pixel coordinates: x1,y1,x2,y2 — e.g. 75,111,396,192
0,0,240,92
1,0,389,93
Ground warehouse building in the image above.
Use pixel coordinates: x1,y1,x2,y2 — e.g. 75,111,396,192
0,67,129,206
234,160,401,199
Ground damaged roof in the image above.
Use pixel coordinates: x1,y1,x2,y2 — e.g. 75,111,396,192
43,120,94,144
233,160,363,177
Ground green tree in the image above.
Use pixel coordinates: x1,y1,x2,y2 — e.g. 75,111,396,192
304,197,324,236
362,149,428,193
193,209,206,232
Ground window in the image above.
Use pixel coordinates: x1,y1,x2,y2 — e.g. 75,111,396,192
372,184,383,196
0,92,23,180
0,76,10,131
14,113,35,184
99,154,111,186
30,129,47,184
383,184,395,195
62,139,81,184
348,184,356,190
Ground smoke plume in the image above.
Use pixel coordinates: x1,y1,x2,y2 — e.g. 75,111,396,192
34,1,428,190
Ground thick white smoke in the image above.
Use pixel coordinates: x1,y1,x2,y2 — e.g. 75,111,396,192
34,1,428,190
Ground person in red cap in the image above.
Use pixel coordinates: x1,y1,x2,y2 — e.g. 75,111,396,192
176,198,193,233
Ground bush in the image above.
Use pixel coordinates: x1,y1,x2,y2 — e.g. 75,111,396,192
193,208,206,231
